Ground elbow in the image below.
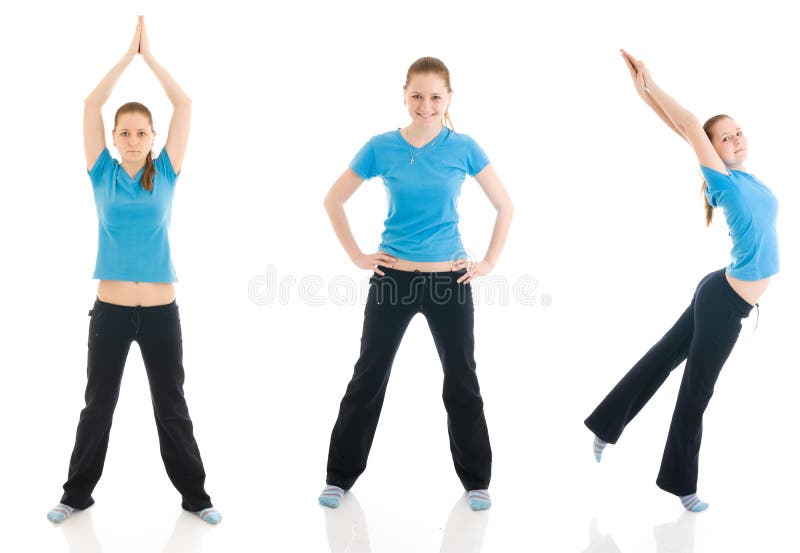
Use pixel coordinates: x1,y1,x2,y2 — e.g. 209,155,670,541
675,115,702,136
323,192,340,213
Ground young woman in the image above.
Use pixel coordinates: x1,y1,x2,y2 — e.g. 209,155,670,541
47,17,221,525
318,57,513,512
585,50,779,512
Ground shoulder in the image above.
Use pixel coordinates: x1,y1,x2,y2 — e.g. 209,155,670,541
365,129,401,148
154,148,179,182
88,148,118,184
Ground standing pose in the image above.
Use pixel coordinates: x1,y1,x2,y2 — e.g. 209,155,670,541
585,50,779,512
318,57,513,511
47,17,221,525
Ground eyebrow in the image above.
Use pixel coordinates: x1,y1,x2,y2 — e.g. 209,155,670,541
410,91,445,95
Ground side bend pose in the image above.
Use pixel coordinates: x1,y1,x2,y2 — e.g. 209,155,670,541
585,50,779,512
319,57,513,511
47,17,221,525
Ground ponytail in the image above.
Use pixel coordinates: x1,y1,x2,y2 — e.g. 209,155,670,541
142,150,155,191
701,181,713,226
701,114,732,227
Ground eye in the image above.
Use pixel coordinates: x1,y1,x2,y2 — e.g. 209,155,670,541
120,131,128,137
412,94,421,99
721,136,729,142
736,131,743,136
138,131,147,136
433,95,441,100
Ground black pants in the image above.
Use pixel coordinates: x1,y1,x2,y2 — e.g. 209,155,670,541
585,268,754,495
326,267,492,491
61,299,212,511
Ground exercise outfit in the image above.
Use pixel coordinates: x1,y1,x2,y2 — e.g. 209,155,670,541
325,127,493,491
60,148,212,511
585,165,779,495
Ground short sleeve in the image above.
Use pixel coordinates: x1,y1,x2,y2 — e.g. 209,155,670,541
154,148,179,183
464,136,490,176
349,139,377,180
88,148,114,185
700,165,733,207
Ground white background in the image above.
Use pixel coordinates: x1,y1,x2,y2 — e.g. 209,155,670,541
1,0,798,551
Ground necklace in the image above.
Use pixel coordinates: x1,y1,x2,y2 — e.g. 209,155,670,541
401,128,438,166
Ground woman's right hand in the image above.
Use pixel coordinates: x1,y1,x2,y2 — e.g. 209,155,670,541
621,49,652,99
127,16,142,58
352,252,397,276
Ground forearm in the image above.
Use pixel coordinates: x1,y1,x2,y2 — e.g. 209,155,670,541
85,53,135,107
641,93,683,138
481,204,514,267
324,200,362,261
142,53,191,106
644,81,700,134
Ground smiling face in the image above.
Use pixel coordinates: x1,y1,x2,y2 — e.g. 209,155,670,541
706,116,747,169
112,111,155,165
403,72,452,129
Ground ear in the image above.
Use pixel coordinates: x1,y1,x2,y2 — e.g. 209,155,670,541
402,85,407,105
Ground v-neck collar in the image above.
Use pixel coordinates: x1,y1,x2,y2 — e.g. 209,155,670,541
396,126,449,151
118,163,146,184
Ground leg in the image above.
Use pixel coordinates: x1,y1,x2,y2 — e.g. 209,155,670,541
137,302,212,512
326,275,417,491
423,275,491,491
656,273,751,496
585,301,695,444
61,303,133,509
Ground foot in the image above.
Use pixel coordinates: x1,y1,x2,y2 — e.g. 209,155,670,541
593,435,608,463
319,485,345,509
468,489,491,511
195,507,223,524
680,494,709,513
46,503,75,523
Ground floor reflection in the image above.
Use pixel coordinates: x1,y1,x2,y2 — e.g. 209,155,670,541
581,518,621,553
654,512,696,553
582,513,698,553
59,509,103,553
440,494,489,553
325,492,372,553
160,511,211,553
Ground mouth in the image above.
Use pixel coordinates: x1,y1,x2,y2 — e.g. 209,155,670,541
416,112,436,119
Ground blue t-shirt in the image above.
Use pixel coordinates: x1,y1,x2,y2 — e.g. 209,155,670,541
89,147,178,282
349,126,490,262
701,165,779,281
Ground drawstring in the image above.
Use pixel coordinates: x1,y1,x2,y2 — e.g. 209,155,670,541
753,303,760,332
132,306,142,335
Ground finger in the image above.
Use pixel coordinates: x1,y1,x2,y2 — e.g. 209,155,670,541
374,267,385,276
377,253,397,262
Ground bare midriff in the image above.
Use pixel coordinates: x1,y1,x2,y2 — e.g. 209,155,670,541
384,257,463,272
97,280,176,307
725,272,770,306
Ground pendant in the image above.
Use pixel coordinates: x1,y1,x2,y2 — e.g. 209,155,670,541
410,157,414,165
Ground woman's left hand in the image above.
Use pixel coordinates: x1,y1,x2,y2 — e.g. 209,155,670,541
139,15,151,57
455,259,494,284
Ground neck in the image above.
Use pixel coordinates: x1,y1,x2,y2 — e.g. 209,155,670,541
402,122,443,147
120,159,147,179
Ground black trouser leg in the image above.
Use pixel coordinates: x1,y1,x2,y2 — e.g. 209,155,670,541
137,302,211,511
584,302,694,444
656,272,752,495
61,302,133,509
326,274,417,490
423,275,491,491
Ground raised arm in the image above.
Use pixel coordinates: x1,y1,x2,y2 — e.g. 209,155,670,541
139,17,191,174
456,164,514,284
83,18,141,171
621,49,728,174
323,168,397,275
